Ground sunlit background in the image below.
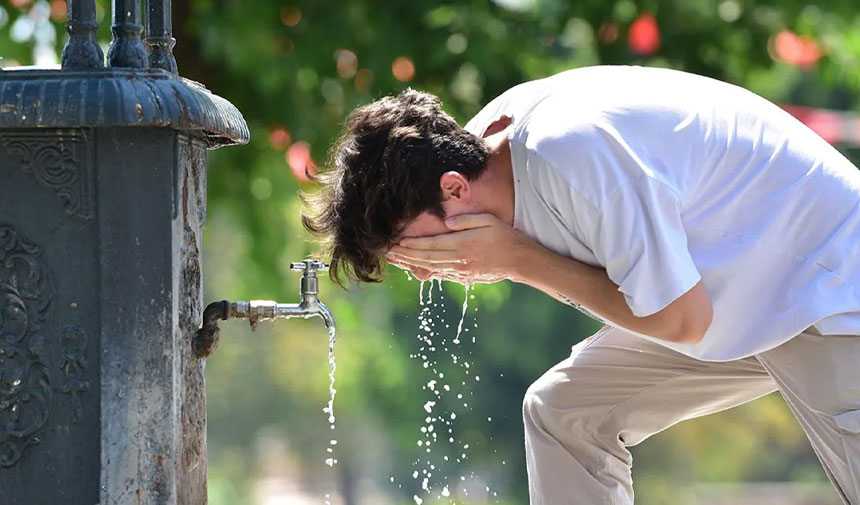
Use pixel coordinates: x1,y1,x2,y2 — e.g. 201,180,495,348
3,0,860,503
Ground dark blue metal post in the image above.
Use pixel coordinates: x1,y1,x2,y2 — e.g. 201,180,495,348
61,0,104,69
107,0,148,68
146,0,178,73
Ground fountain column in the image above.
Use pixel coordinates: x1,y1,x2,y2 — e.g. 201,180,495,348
0,1,249,503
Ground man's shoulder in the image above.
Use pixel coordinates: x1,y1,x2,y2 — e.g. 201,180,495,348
465,67,602,132
463,78,548,137
510,103,611,186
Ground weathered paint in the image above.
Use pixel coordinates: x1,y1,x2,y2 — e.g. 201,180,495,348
0,69,249,147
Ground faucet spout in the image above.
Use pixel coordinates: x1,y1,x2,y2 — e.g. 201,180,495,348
316,300,336,332
274,299,336,331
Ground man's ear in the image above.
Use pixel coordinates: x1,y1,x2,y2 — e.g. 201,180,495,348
440,172,471,202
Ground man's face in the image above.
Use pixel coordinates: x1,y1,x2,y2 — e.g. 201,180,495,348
390,184,478,281
400,211,449,240
388,170,480,280
399,170,477,241
391,210,454,281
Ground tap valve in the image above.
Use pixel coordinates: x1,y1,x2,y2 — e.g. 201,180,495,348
290,259,329,275
291,260,328,298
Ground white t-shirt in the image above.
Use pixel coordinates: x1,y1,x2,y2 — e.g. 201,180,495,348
464,65,860,361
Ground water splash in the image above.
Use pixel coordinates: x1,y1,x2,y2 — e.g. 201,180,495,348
428,279,434,305
402,280,503,503
453,284,471,345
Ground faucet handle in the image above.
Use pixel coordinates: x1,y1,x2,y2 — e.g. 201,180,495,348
290,259,329,275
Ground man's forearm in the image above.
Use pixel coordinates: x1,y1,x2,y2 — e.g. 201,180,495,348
509,242,701,343
390,212,710,343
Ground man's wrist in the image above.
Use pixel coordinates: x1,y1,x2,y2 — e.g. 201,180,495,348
506,236,546,284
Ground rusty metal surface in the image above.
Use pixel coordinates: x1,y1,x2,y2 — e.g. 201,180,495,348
195,301,227,358
0,69,249,148
94,129,210,505
176,137,209,504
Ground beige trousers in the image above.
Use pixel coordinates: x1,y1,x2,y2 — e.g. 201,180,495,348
523,325,860,504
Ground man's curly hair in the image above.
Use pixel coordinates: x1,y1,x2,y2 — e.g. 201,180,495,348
302,89,489,286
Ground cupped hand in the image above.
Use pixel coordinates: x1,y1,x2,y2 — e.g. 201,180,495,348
386,213,535,285
386,254,435,281
387,254,476,284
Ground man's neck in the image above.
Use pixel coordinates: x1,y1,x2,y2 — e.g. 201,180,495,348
477,127,516,226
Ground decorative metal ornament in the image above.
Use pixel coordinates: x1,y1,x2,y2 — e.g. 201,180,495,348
0,225,55,468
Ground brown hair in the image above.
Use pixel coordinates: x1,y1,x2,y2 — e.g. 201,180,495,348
302,89,489,286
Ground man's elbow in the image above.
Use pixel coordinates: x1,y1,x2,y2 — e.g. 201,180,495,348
671,303,713,344
657,281,714,344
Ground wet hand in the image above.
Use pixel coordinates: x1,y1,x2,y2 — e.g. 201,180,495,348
386,250,477,284
387,213,536,285
386,254,435,281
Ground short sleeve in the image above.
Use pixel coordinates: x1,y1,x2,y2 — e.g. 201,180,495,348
521,113,702,316
536,122,702,317
591,175,701,316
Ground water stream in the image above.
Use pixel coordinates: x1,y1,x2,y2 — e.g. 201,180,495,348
323,325,337,505
452,284,471,345
323,324,338,465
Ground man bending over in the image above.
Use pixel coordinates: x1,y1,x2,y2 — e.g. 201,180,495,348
303,65,860,504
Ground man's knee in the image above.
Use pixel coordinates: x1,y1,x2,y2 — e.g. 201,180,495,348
522,372,551,426
522,366,593,435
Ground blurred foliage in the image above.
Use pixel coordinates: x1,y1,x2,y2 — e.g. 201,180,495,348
2,0,859,503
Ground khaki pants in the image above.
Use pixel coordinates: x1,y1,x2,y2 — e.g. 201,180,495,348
523,325,860,504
